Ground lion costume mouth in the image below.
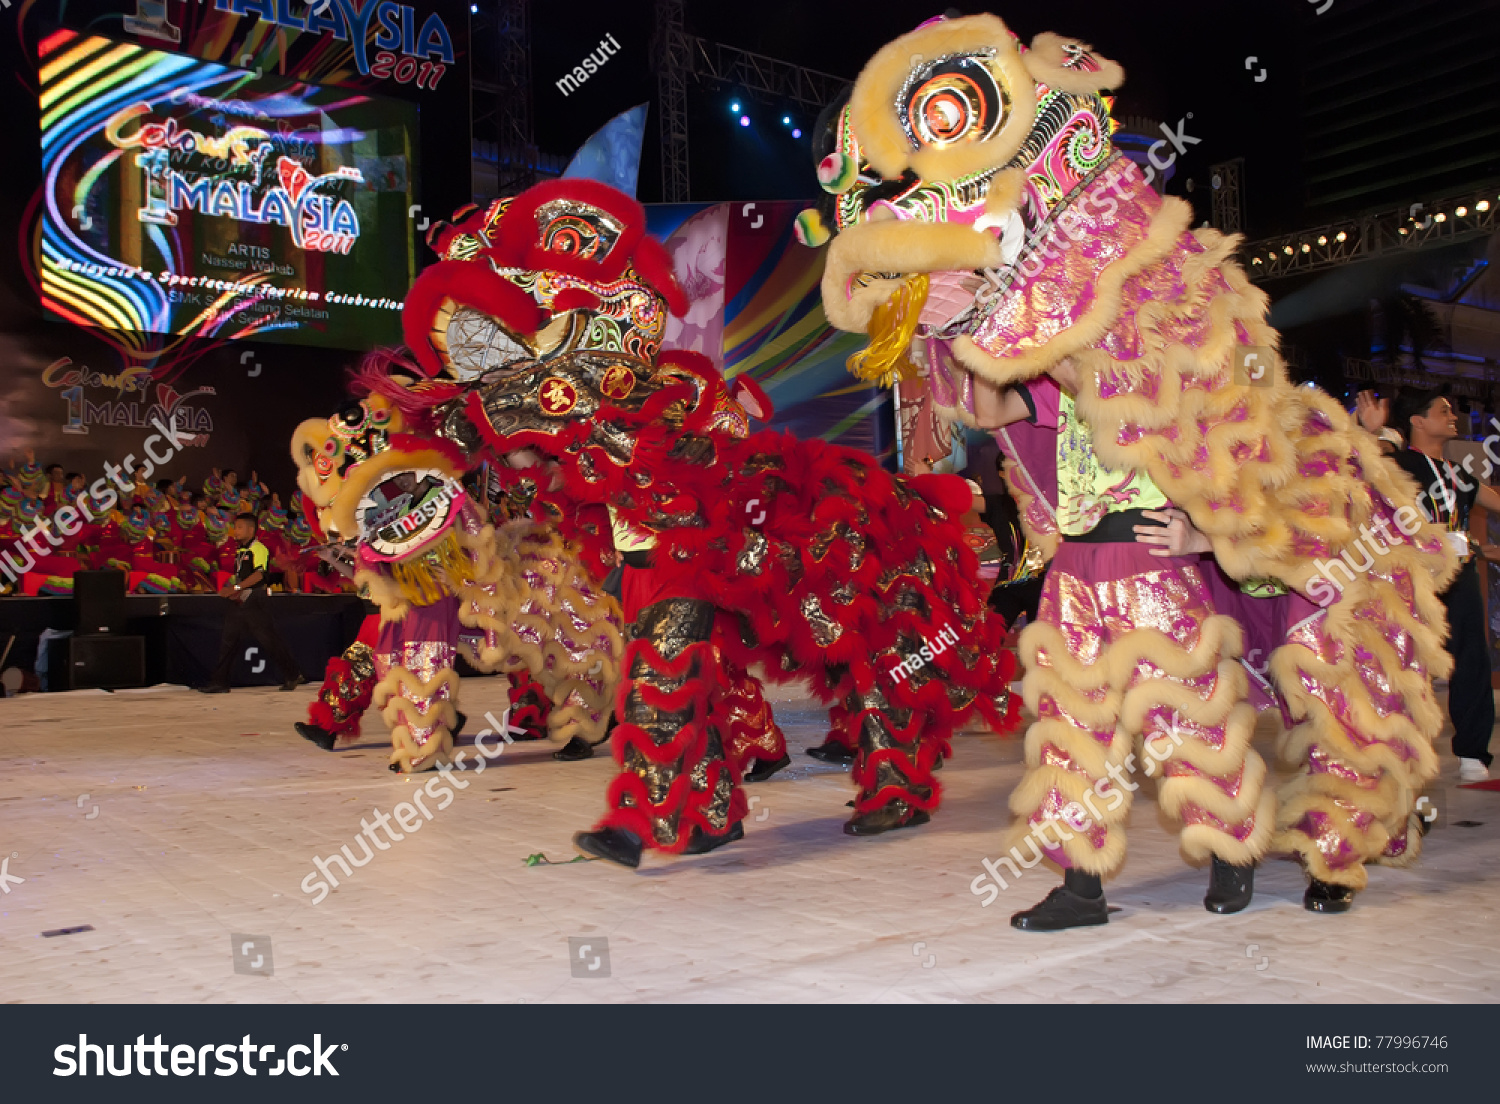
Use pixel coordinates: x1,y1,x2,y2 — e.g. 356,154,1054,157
356,468,464,561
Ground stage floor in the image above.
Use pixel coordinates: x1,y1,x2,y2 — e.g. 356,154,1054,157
3,682,1497,1004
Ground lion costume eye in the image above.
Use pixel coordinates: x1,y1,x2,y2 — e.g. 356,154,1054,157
901,54,1009,150
542,214,604,258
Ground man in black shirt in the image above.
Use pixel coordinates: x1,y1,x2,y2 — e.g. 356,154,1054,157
199,513,306,694
1375,391,1499,782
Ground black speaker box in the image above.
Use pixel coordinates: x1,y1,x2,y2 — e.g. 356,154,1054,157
49,634,145,691
74,570,127,635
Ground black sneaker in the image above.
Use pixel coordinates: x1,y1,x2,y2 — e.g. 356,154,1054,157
197,684,229,695
453,710,468,737
294,721,337,751
1304,877,1355,913
1010,884,1109,931
683,821,744,855
744,753,791,783
279,675,308,692
806,740,856,764
572,827,643,869
843,801,931,836
1204,855,1255,914
552,735,594,761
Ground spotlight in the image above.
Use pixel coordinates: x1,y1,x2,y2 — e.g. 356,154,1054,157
1479,200,1492,211
1435,212,1447,222
1399,227,1408,235
740,115,750,127
782,115,791,125
1456,206,1468,217
792,128,802,139
1252,257,1262,265
1317,235,1327,245
1336,231,1347,242
469,3,477,10
730,101,741,113
1283,245,1293,255
1301,243,1311,252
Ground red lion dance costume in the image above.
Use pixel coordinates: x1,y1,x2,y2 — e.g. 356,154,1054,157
812,15,1458,918
320,178,1016,867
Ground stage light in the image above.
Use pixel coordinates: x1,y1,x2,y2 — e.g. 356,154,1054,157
1435,212,1447,222
1317,235,1327,245
1336,231,1347,241
782,115,791,125
1252,257,1262,265
792,128,802,138
1479,200,1492,211
1399,227,1408,235
730,101,741,112
1283,245,1293,255
469,3,476,10
1456,206,1468,217
1301,243,1311,252
740,115,750,127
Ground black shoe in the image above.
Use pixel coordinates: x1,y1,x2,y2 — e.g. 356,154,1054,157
744,753,791,783
1204,855,1255,914
573,827,643,869
552,735,594,761
197,684,229,694
843,802,931,836
294,721,337,751
1010,883,1110,931
683,821,744,855
807,740,855,764
1304,877,1355,913
453,710,467,737
279,675,308,692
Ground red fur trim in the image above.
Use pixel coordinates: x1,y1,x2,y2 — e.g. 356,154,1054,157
491,179,646,283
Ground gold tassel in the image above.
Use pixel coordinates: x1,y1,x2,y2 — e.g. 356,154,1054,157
846,273,930,388
388,530,476,606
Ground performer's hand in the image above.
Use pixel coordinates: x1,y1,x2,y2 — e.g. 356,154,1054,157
1355,390,1389,434
1135,508,1212,557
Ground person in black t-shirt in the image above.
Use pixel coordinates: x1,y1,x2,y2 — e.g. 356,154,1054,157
199,514,306,694
1364,390,1500,782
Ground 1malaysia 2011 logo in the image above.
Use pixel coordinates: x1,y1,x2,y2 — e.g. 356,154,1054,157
212,0,456,89
107,103,364,256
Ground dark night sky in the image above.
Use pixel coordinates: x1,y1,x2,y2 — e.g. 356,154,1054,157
531,0,1318,233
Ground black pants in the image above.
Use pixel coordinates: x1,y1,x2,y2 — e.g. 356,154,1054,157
210,592,300,687
1442,559,1494,766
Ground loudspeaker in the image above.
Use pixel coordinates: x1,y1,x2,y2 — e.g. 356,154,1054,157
74,570,127,635
49,634,145,691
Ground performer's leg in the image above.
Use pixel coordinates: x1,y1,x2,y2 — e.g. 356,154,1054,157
574,597,745,867
844,685,939,835
807,699,858,764
205,602,250,689
1274,588,1442,910
373,596,461,773
716,654,789,783
1444,562,1494,773
298,640,376,750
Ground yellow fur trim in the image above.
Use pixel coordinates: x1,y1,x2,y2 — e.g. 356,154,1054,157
1022,33,1125,94
822,220,1001,332
848,14,1037,182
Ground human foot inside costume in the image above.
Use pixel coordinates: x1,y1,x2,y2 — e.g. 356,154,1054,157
816,14,1458,917
323,178,1017,867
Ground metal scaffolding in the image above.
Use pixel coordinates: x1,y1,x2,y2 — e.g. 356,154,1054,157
1242,181,1500,282
470,0,540,199
1209,158,1243,235
655,0,692,204
653,1,851,203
